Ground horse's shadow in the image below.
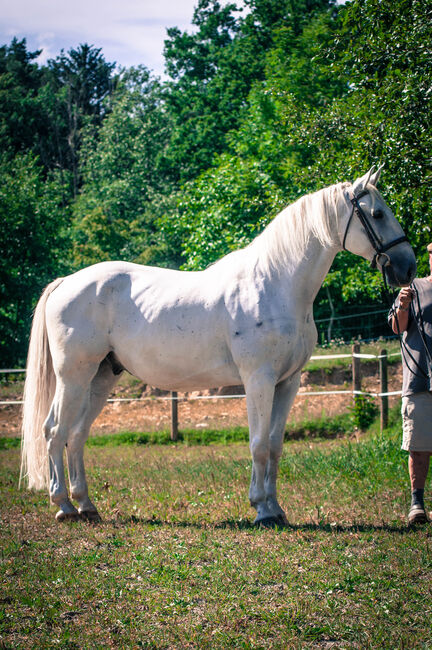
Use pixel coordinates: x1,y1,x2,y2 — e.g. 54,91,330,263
95,514,413,535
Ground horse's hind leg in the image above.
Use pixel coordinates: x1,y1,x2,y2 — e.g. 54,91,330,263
44,373,97,521
66,358,120,520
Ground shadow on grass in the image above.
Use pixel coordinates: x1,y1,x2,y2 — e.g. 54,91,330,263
101,514,411,535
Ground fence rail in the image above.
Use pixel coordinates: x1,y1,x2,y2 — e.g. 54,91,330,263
0,345,401,436
0,349,402,375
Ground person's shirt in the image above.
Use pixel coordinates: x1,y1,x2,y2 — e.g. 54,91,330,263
388,277,432,396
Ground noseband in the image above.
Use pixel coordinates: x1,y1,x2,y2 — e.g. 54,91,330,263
342,189,408,269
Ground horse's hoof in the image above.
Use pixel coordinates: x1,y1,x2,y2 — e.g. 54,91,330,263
255,515,286,529
56,509,80,522
79,510,101,522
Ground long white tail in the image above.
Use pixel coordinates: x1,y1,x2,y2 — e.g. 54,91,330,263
20,278,64,490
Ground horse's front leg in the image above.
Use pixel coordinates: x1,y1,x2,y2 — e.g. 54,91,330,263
245,370,278,526
264,373,301,525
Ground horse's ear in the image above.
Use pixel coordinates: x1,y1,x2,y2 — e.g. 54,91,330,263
352,167,376,195
369,164,384,187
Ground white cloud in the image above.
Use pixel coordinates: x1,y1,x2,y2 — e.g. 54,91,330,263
0,0,246,76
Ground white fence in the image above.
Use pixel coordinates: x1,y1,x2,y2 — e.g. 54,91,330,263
0,348,401,405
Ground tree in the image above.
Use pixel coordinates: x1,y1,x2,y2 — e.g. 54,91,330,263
47,44,117,195
173,0,432,326
71,67,179,269
162,0,336,184
162,0,242,182
289,0,432,299
171,3,342,270
0,153,69,366
0,38,44,158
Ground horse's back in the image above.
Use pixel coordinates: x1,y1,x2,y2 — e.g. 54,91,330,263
43,261,240,388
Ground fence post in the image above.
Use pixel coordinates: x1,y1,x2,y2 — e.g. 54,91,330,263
352,342,361,396
171,391,178,441
379,349,388,433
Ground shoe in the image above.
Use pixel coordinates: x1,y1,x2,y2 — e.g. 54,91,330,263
408,504,429,525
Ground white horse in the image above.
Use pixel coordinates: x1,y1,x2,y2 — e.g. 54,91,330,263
21,168,416,525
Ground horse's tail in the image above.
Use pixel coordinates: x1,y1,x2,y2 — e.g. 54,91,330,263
20,277,64,490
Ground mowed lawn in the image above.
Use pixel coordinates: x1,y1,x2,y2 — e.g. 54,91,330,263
1,424,432,648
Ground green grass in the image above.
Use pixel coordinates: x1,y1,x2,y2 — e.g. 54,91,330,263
0,412,354,451
0,341,416,647
2,404,432,648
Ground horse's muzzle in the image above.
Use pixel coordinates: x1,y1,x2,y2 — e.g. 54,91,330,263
382,255,417,288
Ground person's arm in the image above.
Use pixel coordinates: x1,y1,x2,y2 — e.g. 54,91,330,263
391,287,414,334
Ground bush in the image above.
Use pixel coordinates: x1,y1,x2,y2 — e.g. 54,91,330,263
349,394,379,430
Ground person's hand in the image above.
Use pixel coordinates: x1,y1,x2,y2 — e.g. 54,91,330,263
398,287,414,310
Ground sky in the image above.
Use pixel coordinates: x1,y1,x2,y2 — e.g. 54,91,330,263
0,0,246,77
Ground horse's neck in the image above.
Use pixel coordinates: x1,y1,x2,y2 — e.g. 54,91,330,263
252,184,344,310
273,237,339,313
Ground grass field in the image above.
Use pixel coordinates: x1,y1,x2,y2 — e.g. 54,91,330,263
2,405,432,648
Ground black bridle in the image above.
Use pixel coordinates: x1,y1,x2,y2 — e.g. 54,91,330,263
342,189,409,269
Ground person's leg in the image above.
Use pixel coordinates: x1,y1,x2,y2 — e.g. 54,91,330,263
409,452,431,489
402,393,432,525
408,452,431,524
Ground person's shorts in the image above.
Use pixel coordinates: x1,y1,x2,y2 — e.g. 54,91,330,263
401,391,432,452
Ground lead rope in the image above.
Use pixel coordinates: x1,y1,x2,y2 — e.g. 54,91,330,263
384,275,432,385
411,282,432,390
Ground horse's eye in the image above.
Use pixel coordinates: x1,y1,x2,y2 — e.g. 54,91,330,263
373,209,384,219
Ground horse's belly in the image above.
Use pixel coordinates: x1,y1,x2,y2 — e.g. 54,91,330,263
133,363,242,391
114,327,241,391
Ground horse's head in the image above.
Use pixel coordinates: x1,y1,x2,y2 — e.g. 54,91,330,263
340,167,416,287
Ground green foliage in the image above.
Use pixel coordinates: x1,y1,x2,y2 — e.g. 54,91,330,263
172,0,432,303
1,0,432,365
162,0,254,182
0,38,44,159
297,0,432,263
349,394,379,431
0,153,70,366
173,3,344,270
46,44,117,194
173,155,285,270
162,0,335,183
71,67,180,269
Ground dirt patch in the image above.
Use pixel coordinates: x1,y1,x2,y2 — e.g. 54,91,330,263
0,363,403,438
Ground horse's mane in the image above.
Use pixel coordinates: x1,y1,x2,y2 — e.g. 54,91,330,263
247,182,350,276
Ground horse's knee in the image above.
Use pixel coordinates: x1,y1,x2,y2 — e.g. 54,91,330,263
250,437,269,465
